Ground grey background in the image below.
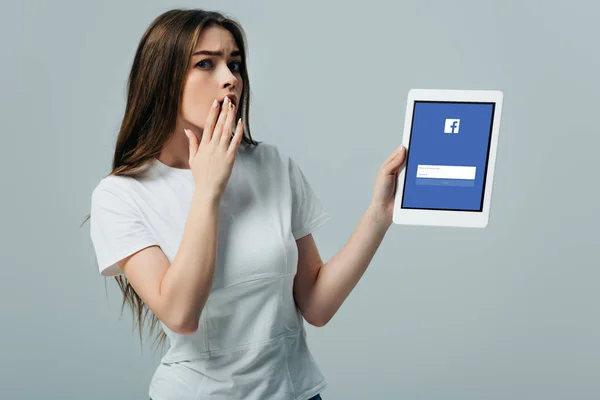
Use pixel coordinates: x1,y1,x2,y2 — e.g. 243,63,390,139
1,0,598,398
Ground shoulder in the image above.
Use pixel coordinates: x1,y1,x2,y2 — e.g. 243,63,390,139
242,140,294,167
90,174,139,210
92,174,133,196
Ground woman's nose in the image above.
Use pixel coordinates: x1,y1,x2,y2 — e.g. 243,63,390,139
220,67,238,88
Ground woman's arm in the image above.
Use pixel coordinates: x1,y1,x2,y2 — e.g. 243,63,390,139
293,204,390,327
294,146,406,326
120,192,220,334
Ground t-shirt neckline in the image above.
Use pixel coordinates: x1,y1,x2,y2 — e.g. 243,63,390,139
151,157,193,175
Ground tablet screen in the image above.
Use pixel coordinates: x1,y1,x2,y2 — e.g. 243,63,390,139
401,101,496,212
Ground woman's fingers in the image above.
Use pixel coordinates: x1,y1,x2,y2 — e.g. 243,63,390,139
381,146,407,174
220,101,237,147
202,99,221,145
212,97,231,145
227,117,244,155
384,145,406,164
184,128,198,160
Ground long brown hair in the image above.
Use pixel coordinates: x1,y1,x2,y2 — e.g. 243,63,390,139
82,8,259,352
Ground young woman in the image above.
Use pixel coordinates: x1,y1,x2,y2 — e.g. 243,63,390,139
87,8,406,400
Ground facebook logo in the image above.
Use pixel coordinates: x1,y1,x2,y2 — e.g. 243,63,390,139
444,119,460,134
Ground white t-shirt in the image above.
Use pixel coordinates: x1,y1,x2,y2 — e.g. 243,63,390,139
89,141,331,400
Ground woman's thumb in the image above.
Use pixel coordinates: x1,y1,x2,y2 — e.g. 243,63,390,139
184,129,197,157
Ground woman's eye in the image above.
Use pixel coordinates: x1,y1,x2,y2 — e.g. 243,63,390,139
195,59,242,73
195,59,212,69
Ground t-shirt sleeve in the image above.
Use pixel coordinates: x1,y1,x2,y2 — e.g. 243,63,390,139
89,184,159,276
288,156,332,240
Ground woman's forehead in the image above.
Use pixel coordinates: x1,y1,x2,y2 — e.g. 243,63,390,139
194,25,238,52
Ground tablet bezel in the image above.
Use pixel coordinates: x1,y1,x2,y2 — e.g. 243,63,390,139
392,89,504,228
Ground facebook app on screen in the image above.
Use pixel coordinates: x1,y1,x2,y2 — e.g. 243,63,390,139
401,101,495,211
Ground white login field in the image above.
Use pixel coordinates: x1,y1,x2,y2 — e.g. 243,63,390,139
416,165,476,180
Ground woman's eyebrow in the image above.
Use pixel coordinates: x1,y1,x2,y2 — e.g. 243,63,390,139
192,50,241,57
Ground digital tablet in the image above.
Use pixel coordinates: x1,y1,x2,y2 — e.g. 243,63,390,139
392,89,504,228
